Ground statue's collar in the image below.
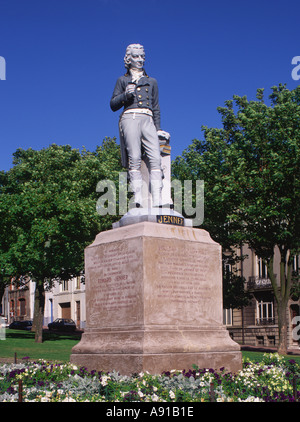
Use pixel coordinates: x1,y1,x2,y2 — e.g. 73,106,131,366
124,68,149,80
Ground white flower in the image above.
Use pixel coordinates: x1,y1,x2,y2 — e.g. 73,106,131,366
169,390,175,399
238,396,264,402
101,375,108,386
62,396,76,402
152,394,159,402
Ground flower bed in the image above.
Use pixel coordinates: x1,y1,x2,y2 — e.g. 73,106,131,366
0,353,299,402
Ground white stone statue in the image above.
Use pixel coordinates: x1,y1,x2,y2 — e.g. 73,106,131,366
110,43,170,208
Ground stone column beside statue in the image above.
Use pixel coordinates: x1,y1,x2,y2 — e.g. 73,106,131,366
70,44,242,375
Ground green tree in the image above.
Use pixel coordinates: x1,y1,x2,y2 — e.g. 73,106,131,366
222,254,252,311
172,135,251,312
0,171,15,302
0,138,123,342
173,84,300,354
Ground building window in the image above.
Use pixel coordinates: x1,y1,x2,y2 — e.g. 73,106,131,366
292,255,299,273
256,335,264,345
268,336,275,346
10,300,15,320
257,257,268,279
18,298,26,317
256,300,274,325
49,299,53,323
76,276,81,290
223,308,233,326
76,301,80,327
223,258,233,283
61,280,69,291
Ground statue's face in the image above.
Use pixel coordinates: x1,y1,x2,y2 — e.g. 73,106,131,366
128,46,145,70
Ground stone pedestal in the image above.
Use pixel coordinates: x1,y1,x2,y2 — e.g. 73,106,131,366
71,222,242,374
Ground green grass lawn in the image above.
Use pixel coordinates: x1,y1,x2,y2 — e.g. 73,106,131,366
0,329,81,362
242,350,300,365
1,329,300,366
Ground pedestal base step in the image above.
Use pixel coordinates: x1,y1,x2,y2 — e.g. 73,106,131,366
71,351,242,375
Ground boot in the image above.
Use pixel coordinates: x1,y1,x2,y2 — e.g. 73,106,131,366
150,169,163,207
128,169,143,208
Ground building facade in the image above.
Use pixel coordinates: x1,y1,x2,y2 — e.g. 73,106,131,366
2,247,299,348
3,277,35,324
2,276,86,330
44,276,86,329
224,245,300,350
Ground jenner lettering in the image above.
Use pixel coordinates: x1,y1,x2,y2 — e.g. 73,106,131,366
157,215,184,226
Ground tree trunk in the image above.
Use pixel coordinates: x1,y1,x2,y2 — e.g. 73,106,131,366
31,286,38,332
33,282,45,343
277,300,288,354
0,284,5,313
267,249,293,355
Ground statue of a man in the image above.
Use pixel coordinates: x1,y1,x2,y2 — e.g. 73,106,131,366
110,43,169,207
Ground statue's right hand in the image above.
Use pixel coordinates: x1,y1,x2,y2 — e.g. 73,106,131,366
125,83,135,97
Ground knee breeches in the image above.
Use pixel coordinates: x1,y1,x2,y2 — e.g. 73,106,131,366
120,113,161,171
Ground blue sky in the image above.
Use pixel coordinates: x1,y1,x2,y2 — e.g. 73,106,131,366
0,0,299,171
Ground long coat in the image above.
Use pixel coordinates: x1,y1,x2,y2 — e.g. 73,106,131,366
110,73,161,168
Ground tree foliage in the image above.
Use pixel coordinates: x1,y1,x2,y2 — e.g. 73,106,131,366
0,138,123,341
173,84,300,353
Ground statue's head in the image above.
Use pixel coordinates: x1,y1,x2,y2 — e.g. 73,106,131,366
124,44,145,70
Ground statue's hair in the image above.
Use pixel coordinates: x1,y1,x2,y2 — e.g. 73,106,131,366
124,44,145,69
